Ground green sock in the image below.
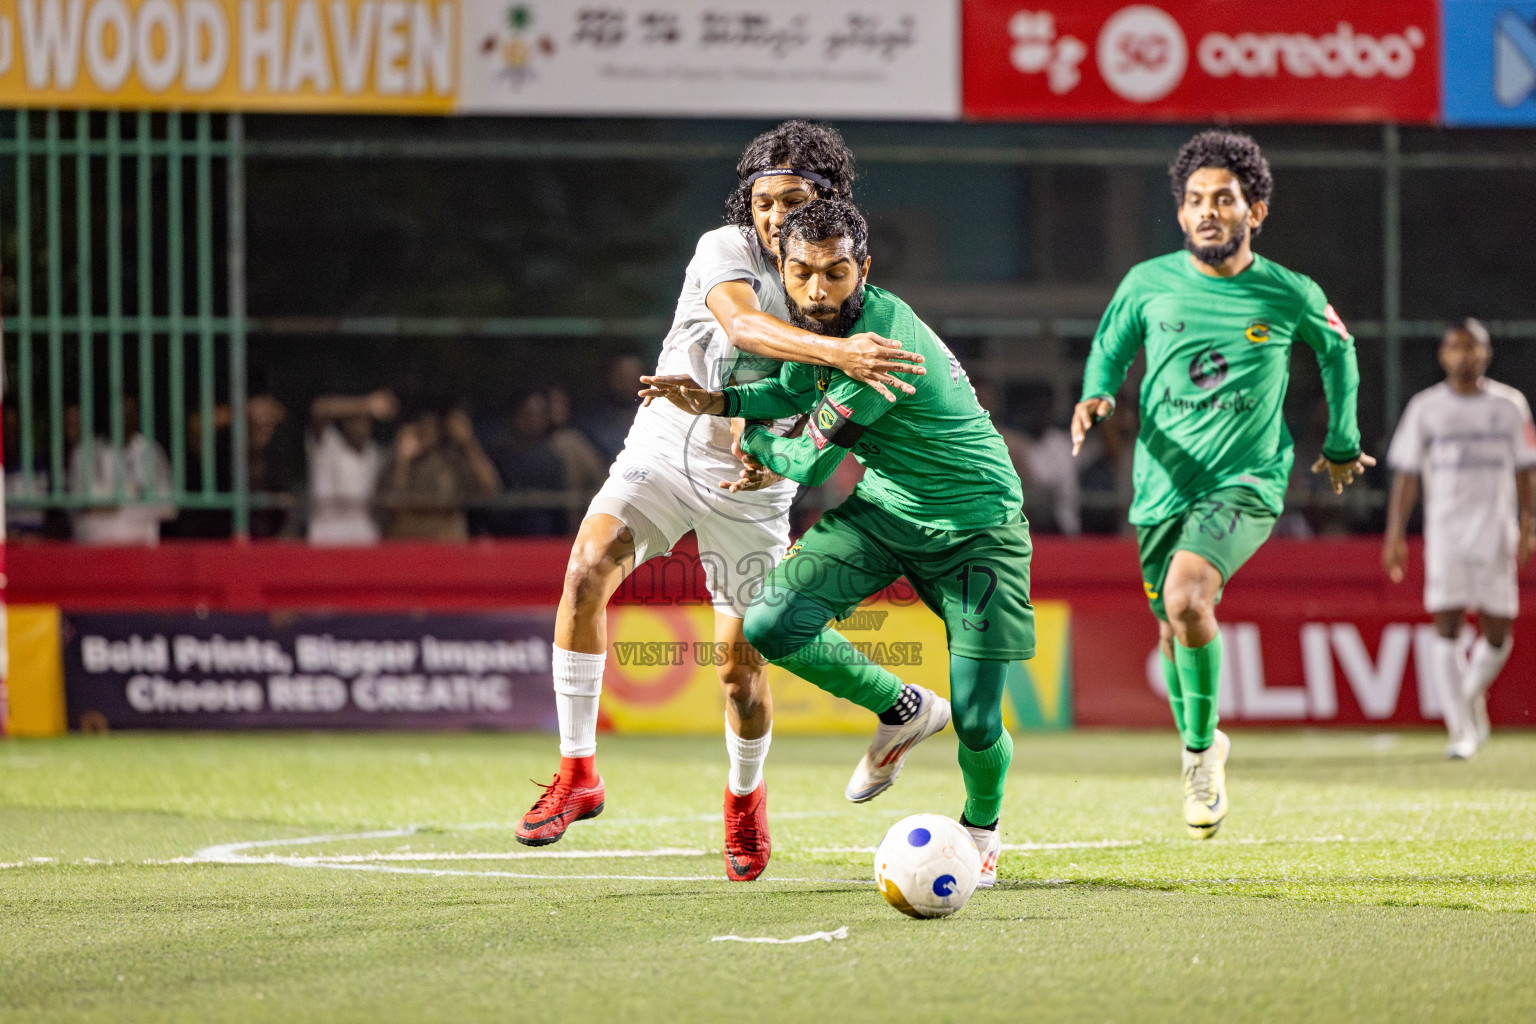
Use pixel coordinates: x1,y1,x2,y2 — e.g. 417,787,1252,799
1173,633,1222,751
775,628,904,714
957,730,1013,826
1161,651,1188,738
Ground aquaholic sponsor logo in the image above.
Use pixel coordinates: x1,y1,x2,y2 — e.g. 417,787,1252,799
1197,21,1425,81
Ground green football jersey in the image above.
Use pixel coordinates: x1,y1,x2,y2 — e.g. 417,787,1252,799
723,285,1023,531
1081,251,1362,526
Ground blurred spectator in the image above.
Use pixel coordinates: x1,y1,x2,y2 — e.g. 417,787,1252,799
576,352,644,462
67,396,175,546
546,385,607,500
380,402,500,541
486,389,566,536
1005,381,1080,536
1077,384,1138,535
170,371,295,538
307,389,395,546
246,392,292,538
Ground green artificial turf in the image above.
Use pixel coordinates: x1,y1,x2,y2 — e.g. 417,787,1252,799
3,730,1535,1023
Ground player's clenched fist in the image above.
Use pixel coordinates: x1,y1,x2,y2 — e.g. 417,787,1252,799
638,374,725,415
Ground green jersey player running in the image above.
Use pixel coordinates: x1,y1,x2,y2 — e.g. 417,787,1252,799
1072,131,1374,840
643,198,1032,888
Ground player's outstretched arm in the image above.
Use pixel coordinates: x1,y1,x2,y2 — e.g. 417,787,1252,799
1381,471,1420,583
637,375,726,415
1070,397,1115,457
706,281,923,402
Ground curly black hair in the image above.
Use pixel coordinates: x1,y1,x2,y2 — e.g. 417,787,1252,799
1169,130,1274,220
724,120,856,241
777,198,869,265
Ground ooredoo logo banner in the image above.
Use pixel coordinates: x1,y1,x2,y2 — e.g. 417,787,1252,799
963,0,1441,123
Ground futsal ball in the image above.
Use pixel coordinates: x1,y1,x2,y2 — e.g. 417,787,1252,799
873,813,982,919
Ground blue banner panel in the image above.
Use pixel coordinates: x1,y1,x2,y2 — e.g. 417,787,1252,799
1443,0,1536,124
63,611,557,732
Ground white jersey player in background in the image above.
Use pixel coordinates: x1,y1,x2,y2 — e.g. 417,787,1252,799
516,121,926,879
1383,319,1536,759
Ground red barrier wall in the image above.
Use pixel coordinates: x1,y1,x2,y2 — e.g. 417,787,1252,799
13,537,1536,727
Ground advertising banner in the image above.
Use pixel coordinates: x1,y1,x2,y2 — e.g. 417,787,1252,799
62,610,557,730
1442,0,1536,125
963,0,1441,123
458,0,960,119
0,0,959,117
0,0,459,112
602,598,1071,734
1072,594,1536,728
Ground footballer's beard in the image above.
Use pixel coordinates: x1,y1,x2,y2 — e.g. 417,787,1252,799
1184,220,1248,268
785,281,866,338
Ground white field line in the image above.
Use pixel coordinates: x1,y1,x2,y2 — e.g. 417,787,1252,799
175,829,865,884
5,832,1533,876
164,847,713,864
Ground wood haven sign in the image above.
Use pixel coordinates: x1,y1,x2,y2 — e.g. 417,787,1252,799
963,0,1441,123
0,0,458,112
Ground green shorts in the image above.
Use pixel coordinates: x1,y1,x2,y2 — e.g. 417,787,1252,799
1136,486,1276,621
767,493,1035,661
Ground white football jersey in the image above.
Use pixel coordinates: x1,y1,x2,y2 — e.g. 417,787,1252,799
1387,379,1536,562
621,226,794,499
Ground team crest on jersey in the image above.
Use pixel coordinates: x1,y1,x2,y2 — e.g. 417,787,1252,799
782,543,802,561
1245,322,1270,343
1324,304,1349,340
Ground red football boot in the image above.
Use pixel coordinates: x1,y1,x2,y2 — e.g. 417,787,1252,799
723,782,771,881
516,757,605,847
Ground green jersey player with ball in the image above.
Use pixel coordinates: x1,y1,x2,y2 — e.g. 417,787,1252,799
1072,131,1374,839
643,198,1033,887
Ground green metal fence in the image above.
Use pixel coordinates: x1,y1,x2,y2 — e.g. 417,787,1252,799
5,114,1536,538
2,110,248,536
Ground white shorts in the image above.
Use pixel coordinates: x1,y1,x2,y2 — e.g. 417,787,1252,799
1425,554,1519,618
586,448,793,618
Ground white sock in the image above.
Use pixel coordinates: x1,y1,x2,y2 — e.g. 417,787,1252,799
725,717,771,797
1463,635,1512,701
553,646,605,758
1431,636,1470,741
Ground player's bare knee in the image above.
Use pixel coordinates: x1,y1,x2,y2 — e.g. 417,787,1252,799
718,662,766,716
562,554,618,613
1166,588,1212,631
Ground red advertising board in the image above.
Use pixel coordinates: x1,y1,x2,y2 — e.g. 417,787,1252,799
1066,542,1536,729
963,1,1442,123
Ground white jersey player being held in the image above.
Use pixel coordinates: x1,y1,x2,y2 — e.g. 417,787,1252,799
1383,319,1536,759
515,121,925,879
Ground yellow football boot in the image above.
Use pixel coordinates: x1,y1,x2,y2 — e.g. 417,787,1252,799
1181,729,1230,840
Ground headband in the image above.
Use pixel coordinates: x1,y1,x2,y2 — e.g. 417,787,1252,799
743,167,835,192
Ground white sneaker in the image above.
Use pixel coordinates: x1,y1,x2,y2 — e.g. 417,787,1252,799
964,820,1000,889
1181,729,1230,840
845,685,951,803
1445,725,1479,760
